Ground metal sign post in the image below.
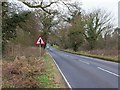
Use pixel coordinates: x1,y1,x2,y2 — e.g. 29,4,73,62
35,36,45,57
40,45,41,57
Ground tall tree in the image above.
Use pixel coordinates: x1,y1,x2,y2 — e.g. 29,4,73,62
2,2,31,53
68,15,84,51
83,9,113,49
34,9,60,47
21,0,61,14
14,12,40,46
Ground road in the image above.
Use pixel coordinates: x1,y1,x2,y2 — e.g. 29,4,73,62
48,47,119,89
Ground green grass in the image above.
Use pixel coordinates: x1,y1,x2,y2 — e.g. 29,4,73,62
52,45,59,49
35,54,56,88
35,53,66,88
37,74,50,87
64,50,119,63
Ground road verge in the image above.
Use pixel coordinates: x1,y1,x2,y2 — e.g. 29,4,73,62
48,51,72,89
36,52,68,88
63,50,119,63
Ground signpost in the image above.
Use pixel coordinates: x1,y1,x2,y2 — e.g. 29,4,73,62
35,36,45,57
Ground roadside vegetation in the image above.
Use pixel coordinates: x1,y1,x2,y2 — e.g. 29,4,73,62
47,2,119,63
52,45,59,49
64,49,119,62
1,0,119,88
2,55,44,88
2,1,70,88
35,53,67,88
2,51,66,88
52,45,118,62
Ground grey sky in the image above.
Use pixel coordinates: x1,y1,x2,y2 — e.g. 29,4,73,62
9,0,119,27
80,0,119,27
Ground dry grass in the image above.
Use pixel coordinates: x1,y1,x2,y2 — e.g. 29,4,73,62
3,43,45,60
64,49,119,62
86,49,118,56
40,53,67,88
2,45,66,88
2,56,45,88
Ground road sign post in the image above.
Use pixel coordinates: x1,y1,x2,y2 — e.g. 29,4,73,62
35,36,45,57
40,45,41,57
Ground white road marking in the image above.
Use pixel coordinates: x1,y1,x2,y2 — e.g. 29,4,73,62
97,67,119,77
47,52,72,89
79,60,90,65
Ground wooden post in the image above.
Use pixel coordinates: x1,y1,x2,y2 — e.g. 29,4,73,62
40,46,41,57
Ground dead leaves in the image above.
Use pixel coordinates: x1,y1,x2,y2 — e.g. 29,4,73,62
2,56,45,88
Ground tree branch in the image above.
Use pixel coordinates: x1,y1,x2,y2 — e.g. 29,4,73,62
22,1,57,14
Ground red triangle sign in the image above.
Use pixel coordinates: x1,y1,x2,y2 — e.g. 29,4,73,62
35,36,45,45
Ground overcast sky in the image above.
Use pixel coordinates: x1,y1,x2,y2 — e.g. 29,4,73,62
80,0,119,27
11,0,119,27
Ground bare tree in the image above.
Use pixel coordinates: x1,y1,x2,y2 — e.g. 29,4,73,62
20,0,62,14
83,9,113,49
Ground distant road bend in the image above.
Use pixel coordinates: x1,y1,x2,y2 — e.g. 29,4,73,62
48,47,119,88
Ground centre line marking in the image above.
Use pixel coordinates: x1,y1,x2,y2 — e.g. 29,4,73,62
97,67,119,77
79,60,90,65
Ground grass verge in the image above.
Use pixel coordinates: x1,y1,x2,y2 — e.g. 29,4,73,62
2,56,45,88
2,52,67,88
64,50,119,63
35,52,67,88
52,45,59,49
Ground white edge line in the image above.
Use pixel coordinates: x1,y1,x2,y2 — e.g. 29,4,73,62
47,51,72,89
97,67,120,77
79,60,90,65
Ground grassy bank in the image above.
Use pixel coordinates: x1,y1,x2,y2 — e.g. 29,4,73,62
51,45,118,62
52,45,59,49
35,53,67,88
2,50,66,88
2,56,45,88
64,50,119,63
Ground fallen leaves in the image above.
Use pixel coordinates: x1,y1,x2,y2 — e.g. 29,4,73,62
2,56,45,88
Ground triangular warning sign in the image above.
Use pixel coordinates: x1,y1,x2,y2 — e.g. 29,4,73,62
35,36,45,45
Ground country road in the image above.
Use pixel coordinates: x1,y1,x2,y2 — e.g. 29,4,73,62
48,47,119,88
